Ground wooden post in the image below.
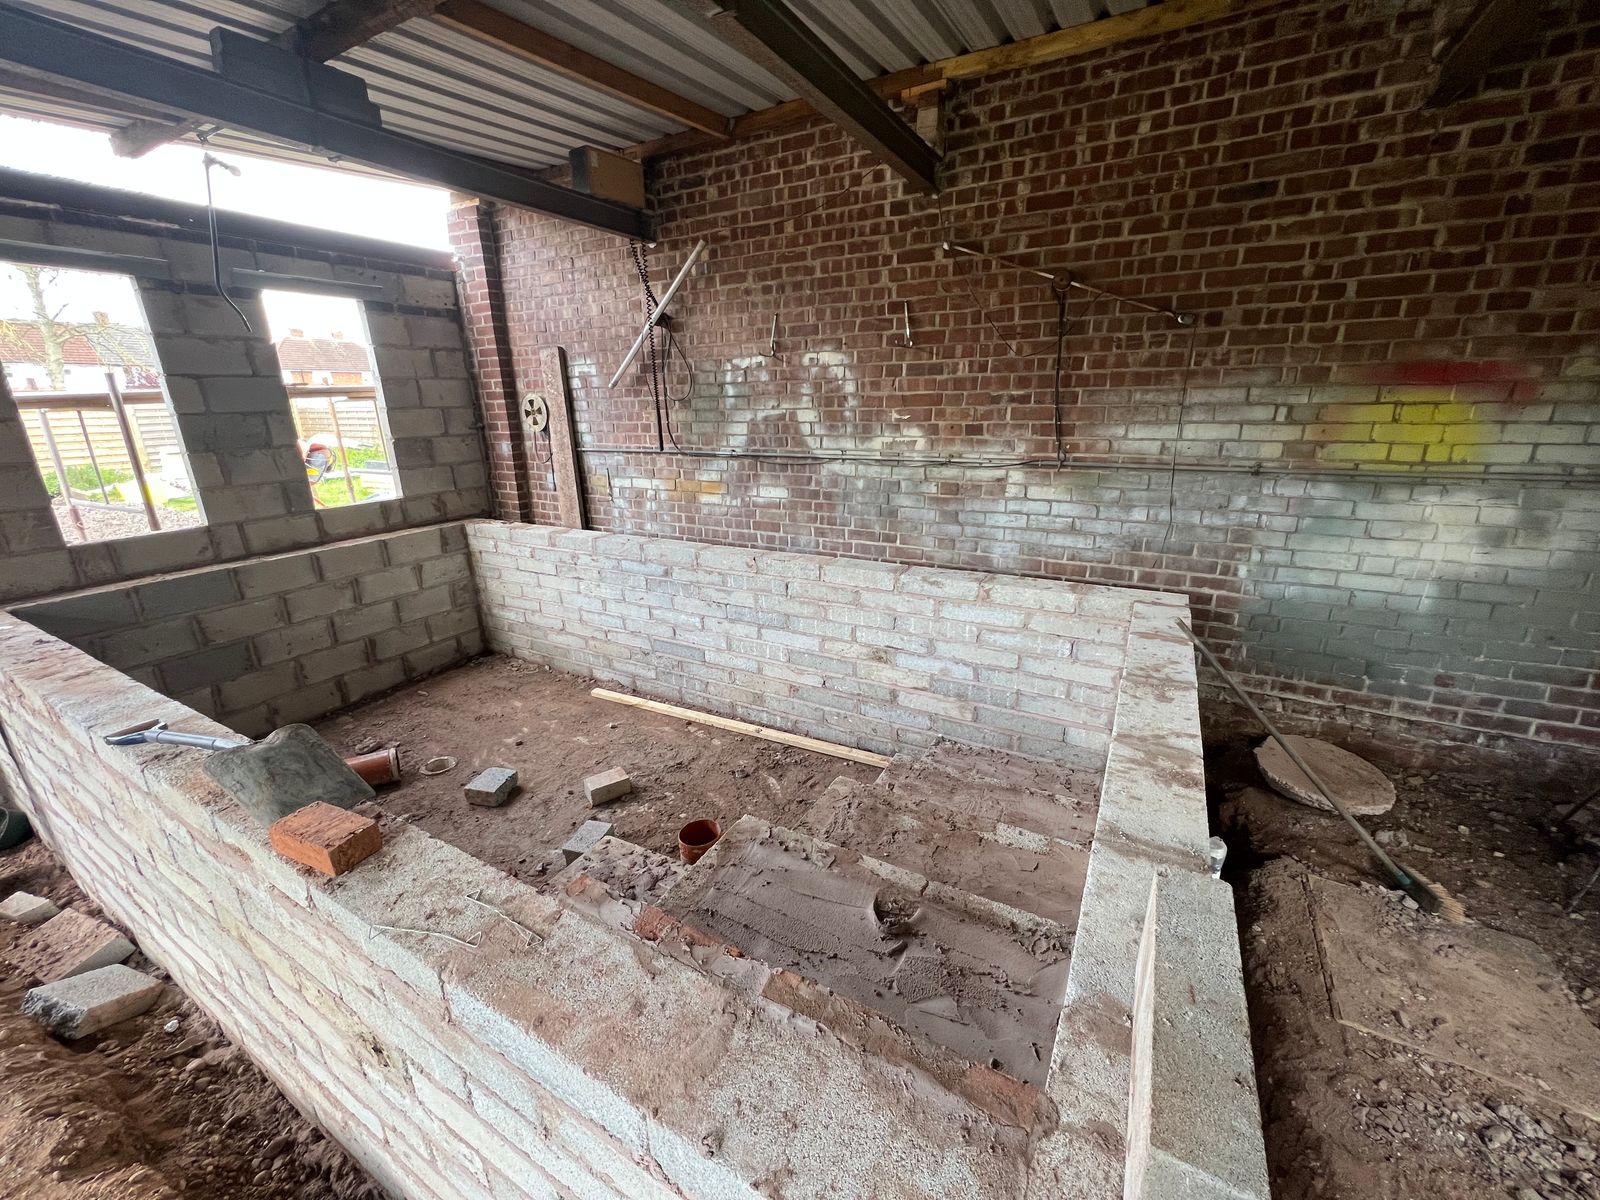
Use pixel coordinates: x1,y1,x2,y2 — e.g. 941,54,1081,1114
537,346,587,529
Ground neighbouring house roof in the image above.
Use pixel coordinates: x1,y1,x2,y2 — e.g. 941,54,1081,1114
275,336,374,375
0,319,157,370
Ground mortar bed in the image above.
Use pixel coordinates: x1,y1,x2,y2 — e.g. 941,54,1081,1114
314,652,1103,1084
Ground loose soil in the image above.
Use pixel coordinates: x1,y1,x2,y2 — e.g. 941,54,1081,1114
0,840,381,1200
1213,716,1600,1200
311,654,884,886
49,496,202,546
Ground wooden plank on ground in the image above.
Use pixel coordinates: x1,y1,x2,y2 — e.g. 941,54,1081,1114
537,345,587,529
591,688,892,769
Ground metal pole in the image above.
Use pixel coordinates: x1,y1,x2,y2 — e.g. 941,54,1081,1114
1176,618,1438,909
608,239,708,388
105,372,160,531
37,410,86,538
328,397,357,505
75,408,111,504
941,240,1196,326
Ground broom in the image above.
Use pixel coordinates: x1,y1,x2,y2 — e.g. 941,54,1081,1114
1179,620,1465,922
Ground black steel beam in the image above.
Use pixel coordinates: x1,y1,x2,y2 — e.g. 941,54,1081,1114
1425,0,1529,107
0,6,653,240
689,0,940,194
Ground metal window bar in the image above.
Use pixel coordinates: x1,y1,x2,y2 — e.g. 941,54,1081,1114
35,409,86,538
105,372,160,531
74,408,112,505
14,384,169,532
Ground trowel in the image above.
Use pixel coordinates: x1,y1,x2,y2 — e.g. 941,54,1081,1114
103,719,373,826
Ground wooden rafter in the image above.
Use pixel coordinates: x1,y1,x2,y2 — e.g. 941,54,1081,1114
111,0,446,158
434,0,727,137
625,0,1256,161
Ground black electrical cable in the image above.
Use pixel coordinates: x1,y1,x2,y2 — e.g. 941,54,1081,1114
1051,284,1068,465
200,142,253,333
1159,322,1201,557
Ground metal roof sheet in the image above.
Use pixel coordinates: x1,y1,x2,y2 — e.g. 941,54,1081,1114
0,0,1141,174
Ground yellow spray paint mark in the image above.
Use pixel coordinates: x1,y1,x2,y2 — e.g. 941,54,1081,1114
1311,387,1498,466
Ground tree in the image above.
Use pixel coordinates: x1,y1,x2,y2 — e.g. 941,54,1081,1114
16,264,70,390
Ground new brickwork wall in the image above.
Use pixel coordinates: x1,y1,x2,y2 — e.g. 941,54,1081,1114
0,610,1167,1200
469,519,1188,763
0,175,489,604
460,0,1600,750
7,523,481,737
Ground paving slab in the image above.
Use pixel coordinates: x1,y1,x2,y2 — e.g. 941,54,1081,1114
7,908,134,982
0,890,59,926
23,964,164,1038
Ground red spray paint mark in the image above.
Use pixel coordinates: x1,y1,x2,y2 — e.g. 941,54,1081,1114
1350,360,1535,387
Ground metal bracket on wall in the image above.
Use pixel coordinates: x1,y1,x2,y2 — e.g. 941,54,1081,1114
941,240,1198,327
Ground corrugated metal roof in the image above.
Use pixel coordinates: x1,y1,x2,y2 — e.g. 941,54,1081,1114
0,0,1145,175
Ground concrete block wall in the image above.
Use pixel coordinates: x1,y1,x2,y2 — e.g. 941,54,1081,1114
0,614,1123,1200
456,0,1600,752
468,518,1186,764
0,171,489,604
7,523,480,737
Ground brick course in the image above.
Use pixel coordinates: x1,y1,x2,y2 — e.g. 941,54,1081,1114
454,0,1600,749
468,519,1188,763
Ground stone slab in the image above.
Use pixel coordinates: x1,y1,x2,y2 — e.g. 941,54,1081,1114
0,890,59,925
24,963,164,1038
1255,735,1395,816
1311,874,1600,1121
584,767,633,806
465,766,518,807
560,819,614,865
7,908,134,982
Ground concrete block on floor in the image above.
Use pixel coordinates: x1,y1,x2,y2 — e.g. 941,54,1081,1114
269,802,383,877
0,891,59,926
23,964,164,1038
9,909,135,982
561,820,614,864
584,767,633,806
464,767,517,807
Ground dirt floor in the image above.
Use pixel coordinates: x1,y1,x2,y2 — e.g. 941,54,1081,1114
1213,719,1600,1200
0,840,381,1200
311,654,884,885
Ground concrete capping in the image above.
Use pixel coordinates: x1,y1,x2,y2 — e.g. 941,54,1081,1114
1027,601,1269,1199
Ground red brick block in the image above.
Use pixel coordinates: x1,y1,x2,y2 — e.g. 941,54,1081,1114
269,803,382,877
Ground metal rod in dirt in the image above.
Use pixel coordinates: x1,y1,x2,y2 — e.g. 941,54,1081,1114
608,238,708,388
105,372,161,531
1176,619,1419,892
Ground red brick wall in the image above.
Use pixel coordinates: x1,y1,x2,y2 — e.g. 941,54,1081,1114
454,0,1600,750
